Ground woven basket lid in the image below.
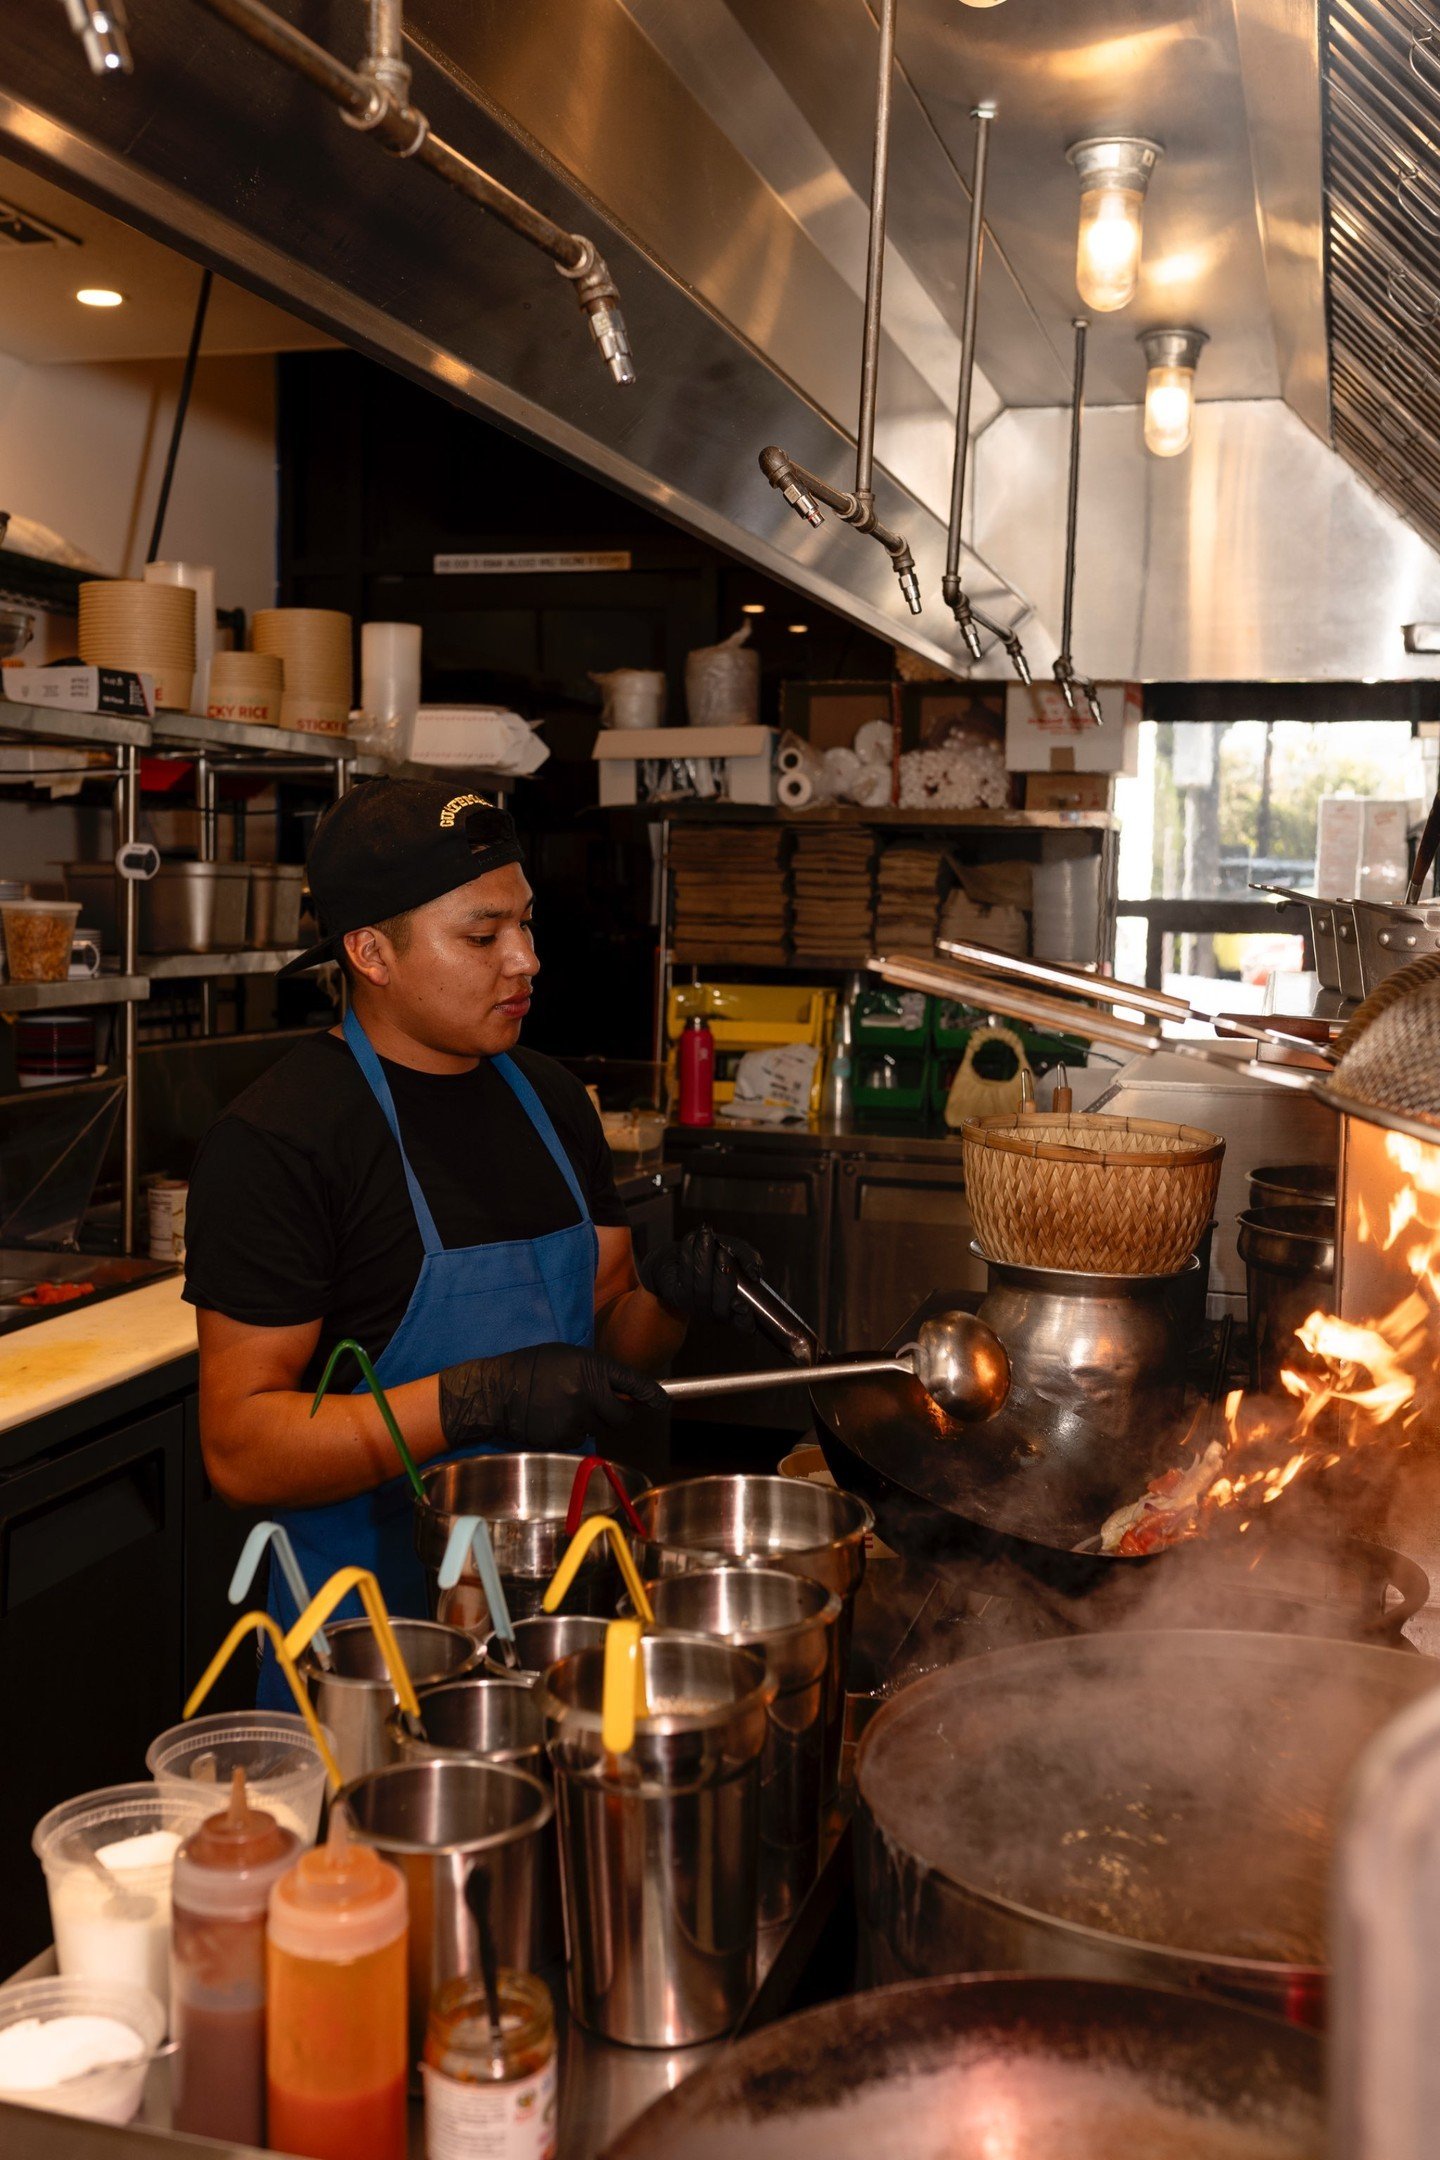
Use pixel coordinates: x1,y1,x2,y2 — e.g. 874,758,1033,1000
1315,978,1440,1143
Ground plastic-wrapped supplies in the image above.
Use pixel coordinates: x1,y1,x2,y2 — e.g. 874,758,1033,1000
897,739,1008,809
409,706,550,773
685,624,760,727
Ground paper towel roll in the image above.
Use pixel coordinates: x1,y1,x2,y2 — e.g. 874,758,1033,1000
850,762,893,807
778,769,815,808
854,718,894,765
777,742,809,775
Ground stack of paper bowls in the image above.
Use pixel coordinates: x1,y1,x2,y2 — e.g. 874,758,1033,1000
77,580,196,711
206,650,284,728
251,608,352,735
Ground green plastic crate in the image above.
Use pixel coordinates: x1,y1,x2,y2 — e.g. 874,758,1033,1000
852,986,932,1052
853,1050,930,1117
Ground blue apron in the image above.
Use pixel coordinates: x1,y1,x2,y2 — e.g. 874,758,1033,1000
258,1007,598,1704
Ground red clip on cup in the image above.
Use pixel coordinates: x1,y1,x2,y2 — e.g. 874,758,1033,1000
565,1455,648,1541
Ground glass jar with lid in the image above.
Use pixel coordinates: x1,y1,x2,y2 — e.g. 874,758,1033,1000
422,1970,556,2160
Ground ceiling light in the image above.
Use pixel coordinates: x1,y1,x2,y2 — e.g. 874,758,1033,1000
1066,137,1163,313
76,287,125,308
957,0,1007,8
1139,326,1208,456
741,602,765,615
787,623,809,634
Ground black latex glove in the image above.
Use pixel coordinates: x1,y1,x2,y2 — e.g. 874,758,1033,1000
638,1225,764,1331
439,1343,666,1451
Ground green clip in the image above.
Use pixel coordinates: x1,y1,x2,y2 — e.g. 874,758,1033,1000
311,1337,426,1501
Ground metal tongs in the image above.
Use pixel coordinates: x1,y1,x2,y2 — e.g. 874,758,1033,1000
1052,317,1104,723
941,103,1031,683
869,943,1331,1088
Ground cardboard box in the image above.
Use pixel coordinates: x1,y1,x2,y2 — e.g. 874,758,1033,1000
593,725,776,807
779,680,892,754
1005,681,1141,773
1023,771,1114,813
2,663,156,718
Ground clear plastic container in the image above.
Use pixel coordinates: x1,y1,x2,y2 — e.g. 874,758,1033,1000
33,1782,215,2008
0,1975,166,2125
2,898,81,983
146,1712,332,1842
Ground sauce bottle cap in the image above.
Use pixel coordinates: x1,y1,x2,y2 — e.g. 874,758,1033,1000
174,1769,299,1915
267,1807,407,1962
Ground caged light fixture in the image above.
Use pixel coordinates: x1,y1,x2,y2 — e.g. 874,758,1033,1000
1066,137,1163,313
1139,327,1208,457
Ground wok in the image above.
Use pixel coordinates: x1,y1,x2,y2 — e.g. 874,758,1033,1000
855,1628,1440,2026
602,1974,1323,2159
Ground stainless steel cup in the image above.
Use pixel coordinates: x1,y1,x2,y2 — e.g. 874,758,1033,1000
298,1617,479,1784
414,1453,648,1636
541,1632,773,2047
482,1613,611,1683
646,1567,839,1925
630,1475,871,1798
386,1675,547,1773
340,1757,555,2069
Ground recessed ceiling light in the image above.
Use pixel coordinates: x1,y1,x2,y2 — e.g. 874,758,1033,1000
741,602,765,615
787,623,809,635
76,287,124,308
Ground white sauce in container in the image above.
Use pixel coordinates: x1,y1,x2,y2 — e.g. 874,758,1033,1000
48,1831,182,2002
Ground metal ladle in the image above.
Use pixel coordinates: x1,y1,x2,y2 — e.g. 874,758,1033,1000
661,1310,1011,1425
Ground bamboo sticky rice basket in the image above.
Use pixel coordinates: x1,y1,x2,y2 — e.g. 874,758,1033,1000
962,1111,1224,1275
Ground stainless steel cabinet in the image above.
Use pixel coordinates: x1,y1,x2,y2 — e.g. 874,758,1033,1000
830,1159,985,1356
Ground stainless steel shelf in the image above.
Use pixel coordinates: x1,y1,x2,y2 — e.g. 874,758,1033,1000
0,974,148,1012
0,699,148,750
144,949,302,978
654,802,1118,831
149,710,363,762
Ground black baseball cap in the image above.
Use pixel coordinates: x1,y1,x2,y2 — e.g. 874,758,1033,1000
277,777,524,976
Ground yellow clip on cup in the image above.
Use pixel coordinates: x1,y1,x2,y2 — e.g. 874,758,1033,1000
185,1610,345,1792
282,1566,423,1724
542,1511,655,1627
602,1617,647,1754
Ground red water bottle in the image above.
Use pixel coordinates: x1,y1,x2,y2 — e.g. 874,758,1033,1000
677,1014,715,1126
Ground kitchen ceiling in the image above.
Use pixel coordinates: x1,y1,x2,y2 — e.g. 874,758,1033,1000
0,154,331,365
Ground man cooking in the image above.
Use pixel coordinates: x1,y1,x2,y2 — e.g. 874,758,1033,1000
184,777,761,1696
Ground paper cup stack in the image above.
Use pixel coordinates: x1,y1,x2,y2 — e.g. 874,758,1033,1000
206,650,284,728
252,609,352,736
78,580,196,711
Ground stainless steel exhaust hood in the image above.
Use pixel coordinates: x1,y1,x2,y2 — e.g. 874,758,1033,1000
7,0,1440,680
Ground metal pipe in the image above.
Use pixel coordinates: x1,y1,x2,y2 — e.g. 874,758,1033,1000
855,0,898,498
60,0,133,75
756,0,919,613
186,0,635,384
1053,316,1099,716
118,746,139,1254
943,103,993,610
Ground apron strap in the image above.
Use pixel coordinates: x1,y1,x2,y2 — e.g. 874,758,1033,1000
493,1052,592,1224
342,1006,445,1255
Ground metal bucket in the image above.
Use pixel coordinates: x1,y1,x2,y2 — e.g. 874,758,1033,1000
1249,1162,1337,1211
541,1632,773,2047
1352,897,1440,996
646,1567,840,1925
298,1617,479,1785
1332,902,1366,1003
1237,1204,1336,1394
854,1630,1439,2028
482,1612,610,1683
386,1675,547,1774
629,1475,871,1799
340,1757,556,2067
414,1452,648,1635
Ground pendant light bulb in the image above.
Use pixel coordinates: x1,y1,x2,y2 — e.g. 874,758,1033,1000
1067,138,1163,313
1139,326,1208,457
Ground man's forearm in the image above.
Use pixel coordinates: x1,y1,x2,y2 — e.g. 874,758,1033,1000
202,1374,446,1510
596,1285,686,1372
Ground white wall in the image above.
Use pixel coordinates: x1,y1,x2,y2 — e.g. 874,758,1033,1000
0,351,277,625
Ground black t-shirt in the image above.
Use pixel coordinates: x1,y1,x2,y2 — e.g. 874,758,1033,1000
184,1031,625,1381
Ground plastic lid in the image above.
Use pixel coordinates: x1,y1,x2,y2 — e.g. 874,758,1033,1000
174,1771,298,1917
267,1808,406,1963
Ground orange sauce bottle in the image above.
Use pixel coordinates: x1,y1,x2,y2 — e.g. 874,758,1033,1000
265,1812,408,2160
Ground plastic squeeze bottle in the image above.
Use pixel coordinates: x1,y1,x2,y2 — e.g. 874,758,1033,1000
266,1811,408,2160
171,1768,298,2145
677,1013,715,1126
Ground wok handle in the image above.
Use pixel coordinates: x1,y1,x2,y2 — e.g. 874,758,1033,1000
937,937,1191,1021
1406,784,1440,903
735,1273,819,1364
662,1357,905,1403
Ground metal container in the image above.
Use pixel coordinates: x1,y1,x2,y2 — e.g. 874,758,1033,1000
386,1674,546,1773
1333,901,1366,1003
1352,896,1440,996
971,1254,1199,1516
483,1612,610,1682
1237,1203,1336,1394
297,1616,479,1784
855,1629,1439,2028
145,861,250,953
340,1757,555,2067
630,1475,871,1799
1249,1162,1337,1211
541,1632,773,2047
246,861,305,947
646,1566,839,1924
414,1452,648,1634
1310,899,1343,995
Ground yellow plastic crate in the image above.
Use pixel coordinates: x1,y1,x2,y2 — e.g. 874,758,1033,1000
665,982,835,1114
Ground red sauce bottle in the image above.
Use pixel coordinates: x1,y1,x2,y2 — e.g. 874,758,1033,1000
171,1769,298,2146
266,1811,408,2160
678,1014,715,1126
